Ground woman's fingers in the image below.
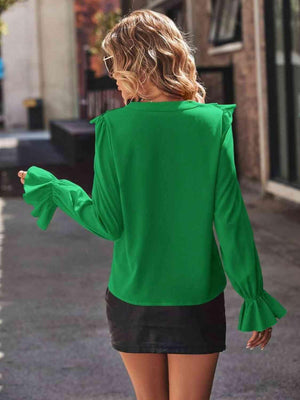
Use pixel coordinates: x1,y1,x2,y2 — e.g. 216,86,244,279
246,331,259,348
250,329,269,348
249,331,264,347
18,170,27,185
246,329,272,350
260,330,272,349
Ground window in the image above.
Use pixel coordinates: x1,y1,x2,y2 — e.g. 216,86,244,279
165,0,185,31
265,0,300,187
151,0,185,31
209,0,242,46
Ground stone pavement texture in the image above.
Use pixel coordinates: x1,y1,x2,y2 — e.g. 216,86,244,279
0,176,299,400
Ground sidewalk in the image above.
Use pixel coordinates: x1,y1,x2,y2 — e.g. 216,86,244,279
0,171,299,399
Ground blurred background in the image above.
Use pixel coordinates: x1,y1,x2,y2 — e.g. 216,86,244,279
1,0,300,199
0,1,299,400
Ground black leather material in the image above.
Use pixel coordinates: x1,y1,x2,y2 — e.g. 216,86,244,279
105,287,226,354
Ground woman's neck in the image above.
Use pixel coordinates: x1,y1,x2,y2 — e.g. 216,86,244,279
140,94,184,102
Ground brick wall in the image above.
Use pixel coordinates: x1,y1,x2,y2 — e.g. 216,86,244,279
127,0,268,180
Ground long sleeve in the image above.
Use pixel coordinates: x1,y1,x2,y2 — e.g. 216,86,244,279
22,113,123,241
213,104,287,332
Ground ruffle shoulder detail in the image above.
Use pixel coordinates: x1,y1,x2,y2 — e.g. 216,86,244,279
89,113,105,125
212,103,237,142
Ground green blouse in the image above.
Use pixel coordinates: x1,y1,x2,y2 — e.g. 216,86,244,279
22,100,287,332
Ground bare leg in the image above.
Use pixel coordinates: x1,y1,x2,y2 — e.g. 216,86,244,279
168,352,220,400
118,351,169,400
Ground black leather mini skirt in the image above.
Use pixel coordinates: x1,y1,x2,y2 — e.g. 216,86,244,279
105,286,226,354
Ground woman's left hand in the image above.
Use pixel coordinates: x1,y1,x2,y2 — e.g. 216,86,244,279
18,170,27,185
246,327,272,350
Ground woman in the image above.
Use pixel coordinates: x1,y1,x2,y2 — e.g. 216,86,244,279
18,9,287,400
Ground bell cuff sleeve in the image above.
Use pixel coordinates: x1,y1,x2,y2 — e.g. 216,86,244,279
238,288,287,332
22,166,57,231
22,113,123,241
213,103,287,332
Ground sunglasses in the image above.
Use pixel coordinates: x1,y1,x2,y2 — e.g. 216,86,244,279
103,55,114,77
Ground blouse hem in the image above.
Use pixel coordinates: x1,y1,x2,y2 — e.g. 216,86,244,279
106,280,227,306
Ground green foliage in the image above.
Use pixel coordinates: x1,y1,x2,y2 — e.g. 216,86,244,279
0,0,27,43
0,0,25,14
89,8,122,58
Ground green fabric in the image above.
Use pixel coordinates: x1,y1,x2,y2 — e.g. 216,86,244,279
23,114,122,241
22,100,287,332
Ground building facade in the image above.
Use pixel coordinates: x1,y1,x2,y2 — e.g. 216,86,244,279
2,0,299,204
2,0,78,130
125,0,300,203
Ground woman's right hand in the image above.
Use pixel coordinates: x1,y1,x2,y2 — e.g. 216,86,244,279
18,170,27,185
246,327,272,350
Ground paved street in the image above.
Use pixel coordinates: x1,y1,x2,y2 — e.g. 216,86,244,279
0,175,299,400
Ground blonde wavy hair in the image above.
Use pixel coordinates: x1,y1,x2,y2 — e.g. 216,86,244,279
101,9,206,104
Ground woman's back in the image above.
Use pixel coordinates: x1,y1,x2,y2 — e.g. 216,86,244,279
23,99,286,332
20,9,287,398
94,100,233,306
